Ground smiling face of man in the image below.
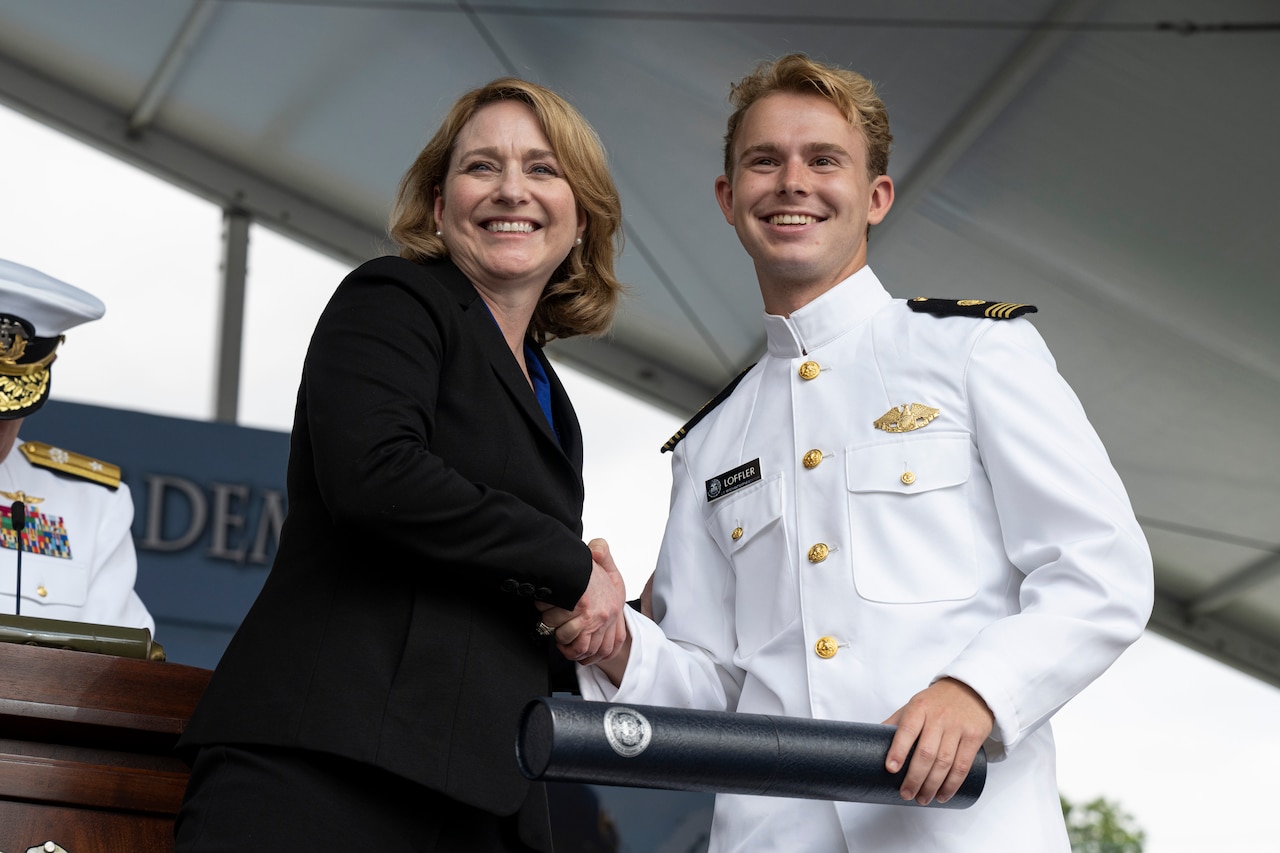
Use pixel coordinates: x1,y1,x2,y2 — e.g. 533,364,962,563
715,91,894,315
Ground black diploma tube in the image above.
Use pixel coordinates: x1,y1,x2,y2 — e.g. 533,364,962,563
517,697,986,809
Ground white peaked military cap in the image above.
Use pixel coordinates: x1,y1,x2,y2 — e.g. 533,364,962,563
0,257,106,419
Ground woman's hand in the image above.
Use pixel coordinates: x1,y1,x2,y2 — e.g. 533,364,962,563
537,538,628,667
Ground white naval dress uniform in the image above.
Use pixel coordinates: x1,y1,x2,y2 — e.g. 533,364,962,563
0,436,154,632
579,266,1153,852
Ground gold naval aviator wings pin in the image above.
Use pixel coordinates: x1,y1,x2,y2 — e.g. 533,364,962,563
0,490,44,505
874,403,940,433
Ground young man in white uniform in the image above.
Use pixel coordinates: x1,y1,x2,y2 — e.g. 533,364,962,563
544,55,1152,851
0,258,154,633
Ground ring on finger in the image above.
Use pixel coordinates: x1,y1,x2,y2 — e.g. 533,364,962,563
535,621,556,638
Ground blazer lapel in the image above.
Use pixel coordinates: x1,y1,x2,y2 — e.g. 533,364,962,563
433,261,573,462
482,320,565,453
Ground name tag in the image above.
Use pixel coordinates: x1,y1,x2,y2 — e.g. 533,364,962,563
706,458,761,502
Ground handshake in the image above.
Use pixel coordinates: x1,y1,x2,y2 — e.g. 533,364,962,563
535,538,631,673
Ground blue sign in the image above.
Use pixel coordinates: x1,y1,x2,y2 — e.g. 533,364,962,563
31,400,285,668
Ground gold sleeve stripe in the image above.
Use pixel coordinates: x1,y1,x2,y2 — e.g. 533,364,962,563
984,302,1029,319
908,298,1037,321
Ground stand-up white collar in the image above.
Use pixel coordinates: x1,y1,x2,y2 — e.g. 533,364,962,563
762,266,892,358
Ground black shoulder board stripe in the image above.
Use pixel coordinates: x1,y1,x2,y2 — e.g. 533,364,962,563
661,363,755,454
908,298,1037,320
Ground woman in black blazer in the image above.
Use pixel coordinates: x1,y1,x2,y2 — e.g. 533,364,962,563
175,78,627,852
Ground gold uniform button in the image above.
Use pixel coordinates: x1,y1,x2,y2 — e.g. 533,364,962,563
807,543,829,563
901,471,916,485
731,526,744,541
802,449,823,469
814,636,839,659
798,360,821,380
37,586,47,598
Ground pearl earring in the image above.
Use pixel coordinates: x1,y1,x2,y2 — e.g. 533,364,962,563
435,230,442,237
575,238,582,246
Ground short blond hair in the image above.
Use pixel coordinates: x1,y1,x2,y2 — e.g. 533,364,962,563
723,54,892,183
389,78,624,342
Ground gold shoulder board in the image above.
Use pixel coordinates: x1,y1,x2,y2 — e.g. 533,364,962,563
19,441,121,489
907,298,1037,320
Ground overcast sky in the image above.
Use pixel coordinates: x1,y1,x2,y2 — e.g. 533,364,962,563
2,103,1277,852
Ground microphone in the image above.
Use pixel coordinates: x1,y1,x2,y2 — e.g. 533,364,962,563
11,501,24,616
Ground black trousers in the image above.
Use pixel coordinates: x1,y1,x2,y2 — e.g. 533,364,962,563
174,744,539,852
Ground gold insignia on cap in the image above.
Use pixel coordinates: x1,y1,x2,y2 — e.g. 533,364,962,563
874,403,941,433
0,318,28,363
19,441,120,489
0,322,59,376
0,317,60,415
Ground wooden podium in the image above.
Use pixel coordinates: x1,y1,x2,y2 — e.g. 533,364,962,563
0,642,211,852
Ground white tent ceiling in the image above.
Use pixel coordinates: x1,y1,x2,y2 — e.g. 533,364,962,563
1,0,1277,685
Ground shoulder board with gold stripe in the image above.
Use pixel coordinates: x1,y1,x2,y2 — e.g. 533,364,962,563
907,297,1037,320
19,441,121,489
661,363,755,454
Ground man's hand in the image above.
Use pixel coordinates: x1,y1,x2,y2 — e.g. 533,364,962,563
882,677,994,805
536,538,627,666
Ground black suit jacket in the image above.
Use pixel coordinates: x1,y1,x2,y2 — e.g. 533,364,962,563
179,257,594,846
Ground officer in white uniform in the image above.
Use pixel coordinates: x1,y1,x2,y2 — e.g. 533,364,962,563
0,257,154,632
546,55,1153,852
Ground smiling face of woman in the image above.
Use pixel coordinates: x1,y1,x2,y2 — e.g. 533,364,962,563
434,100,586,299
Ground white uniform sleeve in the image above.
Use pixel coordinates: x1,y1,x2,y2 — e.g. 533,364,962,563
938,320,1153,751
578,447,743,710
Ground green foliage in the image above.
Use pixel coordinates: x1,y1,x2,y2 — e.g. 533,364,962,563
1061,794,1145,853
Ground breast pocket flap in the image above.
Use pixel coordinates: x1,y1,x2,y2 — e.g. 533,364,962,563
846,434,971,495
705,473,783,556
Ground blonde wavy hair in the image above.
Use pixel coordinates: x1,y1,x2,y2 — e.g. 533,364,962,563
389,78,624,342
722,53,893,183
